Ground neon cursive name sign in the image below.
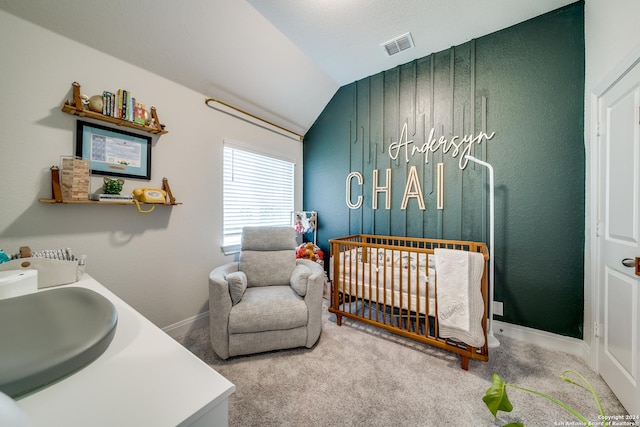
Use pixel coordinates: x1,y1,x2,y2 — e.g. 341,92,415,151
388,123,496,169
345,123,496,210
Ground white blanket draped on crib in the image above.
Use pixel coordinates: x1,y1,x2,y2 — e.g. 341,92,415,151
434,248,485,348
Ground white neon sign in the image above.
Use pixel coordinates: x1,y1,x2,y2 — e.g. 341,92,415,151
345,123,496,210
388,123,495,169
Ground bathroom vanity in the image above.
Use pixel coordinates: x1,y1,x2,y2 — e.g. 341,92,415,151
15,275,235,427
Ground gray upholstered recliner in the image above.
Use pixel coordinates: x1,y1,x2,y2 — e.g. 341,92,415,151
208,226,325,359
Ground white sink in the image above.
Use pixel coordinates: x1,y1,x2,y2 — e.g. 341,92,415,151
0,270,37,300
0,287,117,397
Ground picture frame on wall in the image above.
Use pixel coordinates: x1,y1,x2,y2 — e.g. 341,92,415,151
75,120,152,180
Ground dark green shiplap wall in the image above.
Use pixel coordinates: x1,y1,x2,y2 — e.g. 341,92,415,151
303,2,585,338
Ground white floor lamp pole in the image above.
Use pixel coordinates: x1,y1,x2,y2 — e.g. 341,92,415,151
465,155,500,348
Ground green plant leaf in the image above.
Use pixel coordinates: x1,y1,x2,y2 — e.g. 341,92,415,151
561,370,607,426
483,373,514,418
484,370,605,427
561,370,590,392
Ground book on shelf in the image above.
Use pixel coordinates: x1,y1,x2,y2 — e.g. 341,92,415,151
110,92,116,117
115,89,121,118
117,89,127,120
98,88,153,125
102,91,109,115
134,101,146,124
128,96,134,122
90,194,134,202
102,91,115,116
115,89,134,121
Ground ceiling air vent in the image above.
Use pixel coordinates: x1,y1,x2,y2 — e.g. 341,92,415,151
381,32,414,56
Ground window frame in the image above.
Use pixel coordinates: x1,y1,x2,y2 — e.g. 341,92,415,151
221,140,297,254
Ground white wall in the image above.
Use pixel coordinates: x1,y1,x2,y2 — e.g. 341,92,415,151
0,10,303,328
583,0,640,354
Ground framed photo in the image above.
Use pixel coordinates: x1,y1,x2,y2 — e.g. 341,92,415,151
75,120,152,180
292,211,317,245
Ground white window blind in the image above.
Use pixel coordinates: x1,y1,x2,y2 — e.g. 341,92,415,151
223,144,294,249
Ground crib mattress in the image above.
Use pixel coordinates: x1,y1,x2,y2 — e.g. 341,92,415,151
331,247,436,315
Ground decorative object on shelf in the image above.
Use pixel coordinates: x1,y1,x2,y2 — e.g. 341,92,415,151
132,187,166,203
76,120,152,180
102,177,125,195
60,157,90,201
132,187,167,214
92,177,131,202
141,108,151,126
79,94,90,109
88,95,104,113
62,82,167,135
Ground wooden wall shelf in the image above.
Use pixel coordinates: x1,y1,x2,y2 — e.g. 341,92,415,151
43,176,180,212
38,198,181,206
61,82,167,135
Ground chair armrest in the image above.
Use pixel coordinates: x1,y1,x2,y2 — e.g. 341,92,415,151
209,262,239,300
296,259,325,347
208,262,238,360
296,259,325,298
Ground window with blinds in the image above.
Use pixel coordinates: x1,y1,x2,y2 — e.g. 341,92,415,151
223,144,295,250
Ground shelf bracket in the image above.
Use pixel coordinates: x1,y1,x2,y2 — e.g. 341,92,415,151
150,106,164,132
71,81,84,111
50,166,63,202
162,177,177,205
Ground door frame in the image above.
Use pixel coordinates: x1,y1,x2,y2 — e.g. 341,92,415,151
588,44,640,370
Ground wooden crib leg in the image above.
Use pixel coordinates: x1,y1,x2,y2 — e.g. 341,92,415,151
460,356,470,370
336,313,342,326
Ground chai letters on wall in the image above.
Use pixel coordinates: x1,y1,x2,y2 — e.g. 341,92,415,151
346,122,496,211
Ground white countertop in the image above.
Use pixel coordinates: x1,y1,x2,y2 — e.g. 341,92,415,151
16,275,235,427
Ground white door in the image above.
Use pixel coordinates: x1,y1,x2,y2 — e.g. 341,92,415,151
598,60,640,416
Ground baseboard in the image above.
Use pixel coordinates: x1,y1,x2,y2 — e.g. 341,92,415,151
493,320,591,363
162,311,209,339
162,312,592,363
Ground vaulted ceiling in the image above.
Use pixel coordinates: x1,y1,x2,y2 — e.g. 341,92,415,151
0,0,575,136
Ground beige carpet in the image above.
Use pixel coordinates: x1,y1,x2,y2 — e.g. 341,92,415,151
176,302,631,427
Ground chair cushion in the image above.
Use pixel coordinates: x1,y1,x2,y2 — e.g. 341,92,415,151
290,263,311,296
226,271,247,305
228,286,307,335
240,250,295,287
241,226,297,251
